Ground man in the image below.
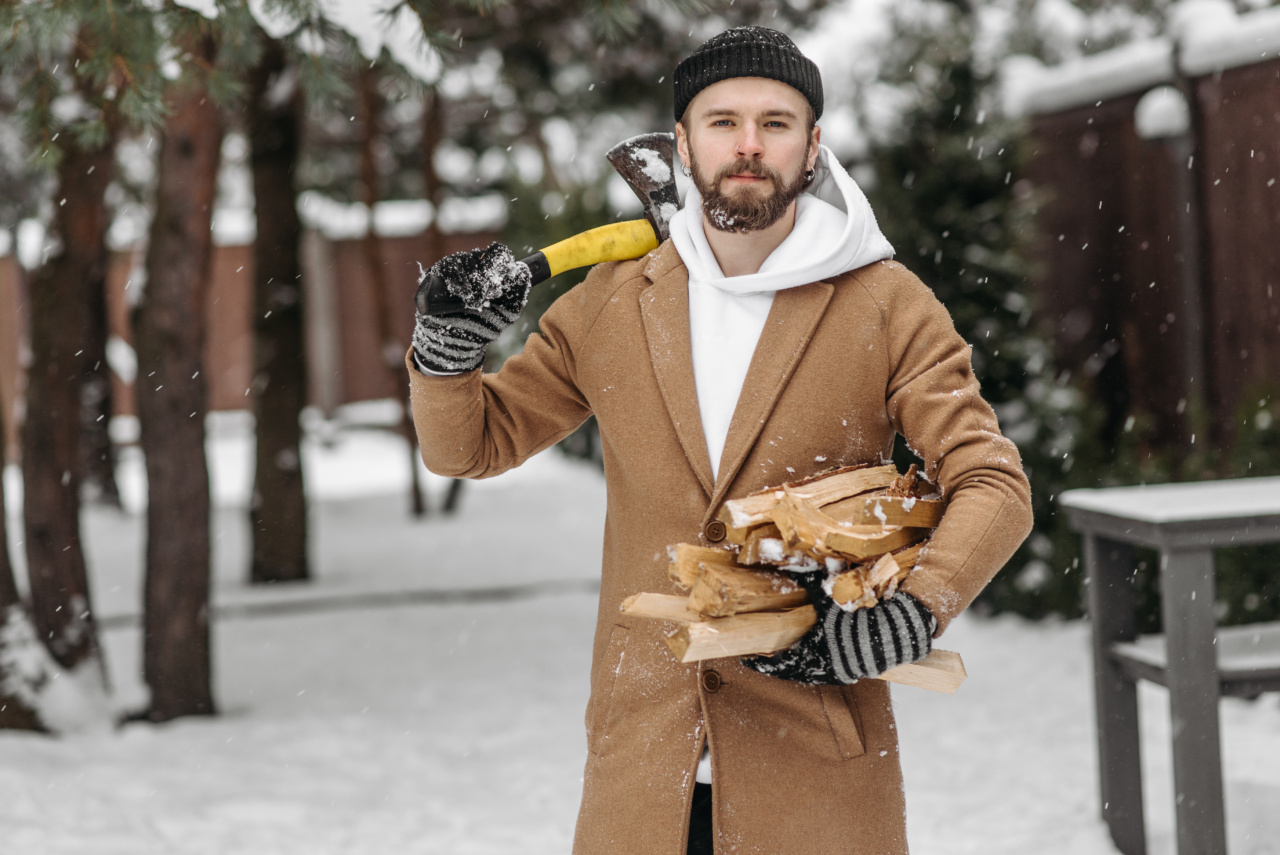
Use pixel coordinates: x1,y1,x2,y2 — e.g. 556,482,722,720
407,26,1032,855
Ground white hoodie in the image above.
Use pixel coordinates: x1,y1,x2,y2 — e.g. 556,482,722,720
668,144,894,485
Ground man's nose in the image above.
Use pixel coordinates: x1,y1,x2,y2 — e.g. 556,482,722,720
736,125,765,157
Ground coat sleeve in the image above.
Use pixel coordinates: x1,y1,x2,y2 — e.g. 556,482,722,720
857,263,1033,636
405,266,620,480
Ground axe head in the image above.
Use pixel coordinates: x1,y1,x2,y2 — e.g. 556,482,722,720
606,132,679,244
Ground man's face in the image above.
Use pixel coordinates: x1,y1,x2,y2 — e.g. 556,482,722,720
676,77,820,234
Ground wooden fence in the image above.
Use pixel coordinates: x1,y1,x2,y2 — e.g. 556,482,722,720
1020,40,1280,450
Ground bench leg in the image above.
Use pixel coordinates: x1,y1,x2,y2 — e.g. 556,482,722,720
1160,547,1227,855
1086,535,1147,855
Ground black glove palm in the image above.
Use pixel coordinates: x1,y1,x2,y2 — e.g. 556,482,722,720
412,242,532,373
743,576,936,685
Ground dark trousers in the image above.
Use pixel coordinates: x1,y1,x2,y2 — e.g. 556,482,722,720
687,782,713,855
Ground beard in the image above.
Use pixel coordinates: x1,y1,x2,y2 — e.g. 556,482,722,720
689,152,811,234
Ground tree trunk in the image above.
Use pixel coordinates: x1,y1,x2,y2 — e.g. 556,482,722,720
21,112,114,676
132,39,222,721
420,87,465,514
248,39,309,584
0,398,44,731
81,259,121,507
358,65,425,517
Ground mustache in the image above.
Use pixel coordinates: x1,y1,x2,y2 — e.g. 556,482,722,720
712,158,781,185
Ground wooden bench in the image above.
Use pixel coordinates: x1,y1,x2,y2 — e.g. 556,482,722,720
1061,476,1280,855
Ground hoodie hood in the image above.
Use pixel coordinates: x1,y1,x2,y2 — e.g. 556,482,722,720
669,144,894,296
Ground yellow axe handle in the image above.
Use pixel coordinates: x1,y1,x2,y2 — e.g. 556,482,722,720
537,218,660,279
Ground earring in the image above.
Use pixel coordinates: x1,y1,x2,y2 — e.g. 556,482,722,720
804,167,816,183
681,164,692,177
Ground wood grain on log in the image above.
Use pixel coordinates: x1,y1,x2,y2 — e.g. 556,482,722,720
825,525,929,560
667,543,738,589
718,464,897,531
687,563,809,618
821,495,945,528
739,523,782,563
876,649,966,694
665,608,965,693
666,606,817,661
830,565,877,609
620,592,703,624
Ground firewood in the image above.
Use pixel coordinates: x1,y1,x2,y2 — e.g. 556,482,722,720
620,592,704,624
768,490,930,561
877,649,966,695
626,464,962,693
885,463,924,498
821,494,945,528
666,606,817,661
830,565,878,609
739,523,782,564
718,464,898,532
824,525,930,561
888,541,926,571
832,541,928,606
751,536,824,570
866,552,906,595
687,563,809,618
664,609,966,693
770,489,844,557
667,543,738,589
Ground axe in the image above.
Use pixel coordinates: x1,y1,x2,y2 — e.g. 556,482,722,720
417,132,679,316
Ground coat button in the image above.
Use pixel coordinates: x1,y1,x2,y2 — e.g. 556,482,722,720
701,669,722,693
705,520,727,543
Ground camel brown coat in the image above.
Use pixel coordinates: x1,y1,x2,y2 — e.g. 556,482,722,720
408,241,1033,854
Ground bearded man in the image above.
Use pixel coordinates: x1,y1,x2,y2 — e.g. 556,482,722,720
407,26,1032,855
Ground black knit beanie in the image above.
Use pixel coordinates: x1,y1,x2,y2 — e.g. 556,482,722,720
673,27,823,122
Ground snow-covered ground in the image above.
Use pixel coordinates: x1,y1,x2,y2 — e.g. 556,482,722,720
2,416,1278,854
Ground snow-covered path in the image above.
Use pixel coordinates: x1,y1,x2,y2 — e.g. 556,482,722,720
2,423,1277,854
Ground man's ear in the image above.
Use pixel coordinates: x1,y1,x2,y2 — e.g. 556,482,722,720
808,124,822,170
675,122,691,171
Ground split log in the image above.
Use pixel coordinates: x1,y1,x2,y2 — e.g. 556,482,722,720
666,606,817,661
867,552,906,594
667,543,738,589
718,464,897,537
661,606,965,694
739,523,782,565
826,525,929,560
621,592,704,624
751,536,824,570
877,649,966,694
687,563,809,618
885,541,926,572
830,564,878,610
770,491,929,560
821,494,944,528
770,490,843,557
831,542,927,606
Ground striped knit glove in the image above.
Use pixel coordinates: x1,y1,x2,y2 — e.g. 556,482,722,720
412,242,533,374
742,579,936,685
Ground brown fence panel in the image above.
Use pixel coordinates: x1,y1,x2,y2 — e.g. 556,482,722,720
1195,58,1280,442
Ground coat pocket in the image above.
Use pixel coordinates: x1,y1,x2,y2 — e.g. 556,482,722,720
817,684,866,760
587,624,629,757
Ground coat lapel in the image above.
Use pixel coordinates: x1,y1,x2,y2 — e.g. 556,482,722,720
711,281,835,508
639,244,715,498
